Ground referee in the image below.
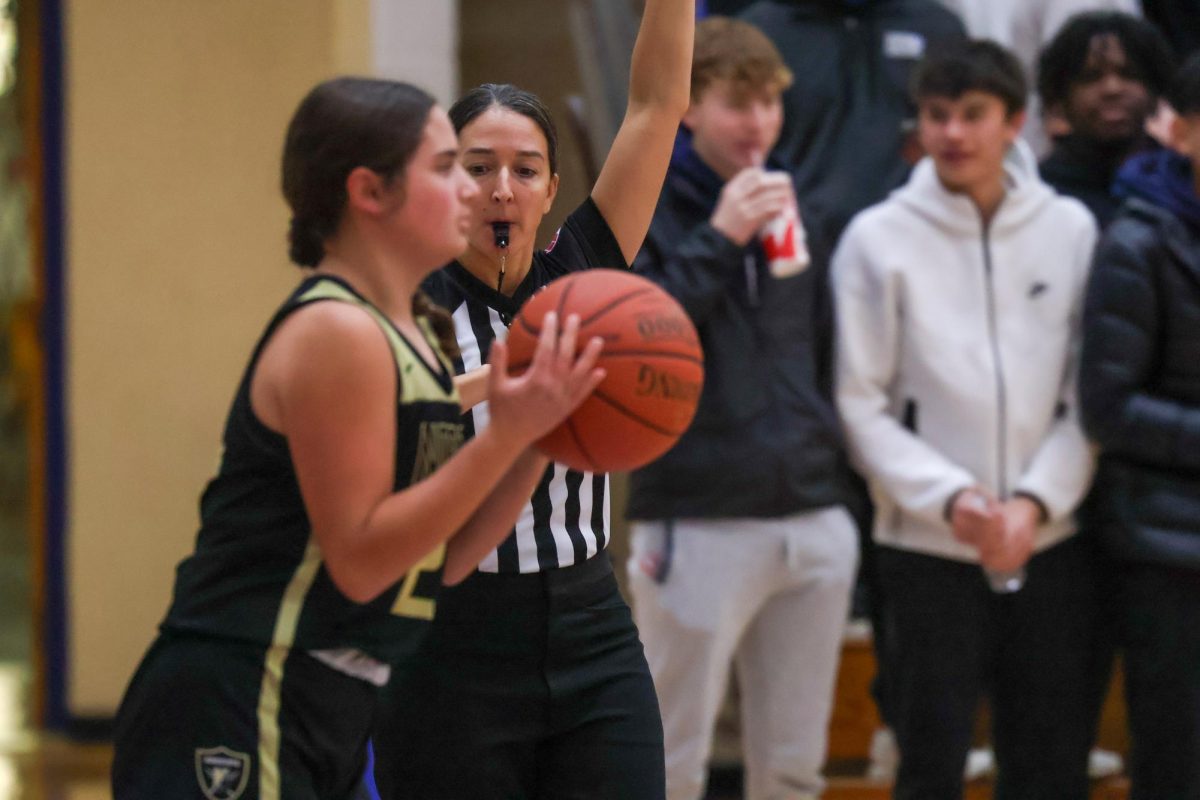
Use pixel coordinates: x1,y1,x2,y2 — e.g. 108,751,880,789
370,1,695,797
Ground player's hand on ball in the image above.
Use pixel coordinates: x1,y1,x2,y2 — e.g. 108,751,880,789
486,311,606,448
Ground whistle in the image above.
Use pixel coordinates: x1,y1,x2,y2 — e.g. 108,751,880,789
492,222,510,250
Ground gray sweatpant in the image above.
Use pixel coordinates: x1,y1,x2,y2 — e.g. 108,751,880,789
628,506,858,800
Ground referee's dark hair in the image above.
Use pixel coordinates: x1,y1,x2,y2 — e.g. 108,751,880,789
1169,52,1200,116
1037,12,1176,111
450,84,560,176
913,39,1027,117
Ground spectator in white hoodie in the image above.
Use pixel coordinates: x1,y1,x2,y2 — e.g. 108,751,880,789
833,40,1100,800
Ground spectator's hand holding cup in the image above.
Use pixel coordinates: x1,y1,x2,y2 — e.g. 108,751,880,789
710,150,810,278
710,163,794,247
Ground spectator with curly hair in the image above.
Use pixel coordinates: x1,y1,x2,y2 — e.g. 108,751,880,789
1039,11,1177,227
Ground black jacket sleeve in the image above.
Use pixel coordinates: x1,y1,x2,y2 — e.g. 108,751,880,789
804,207,835,399
633,222,747,327
1079,222,1200,470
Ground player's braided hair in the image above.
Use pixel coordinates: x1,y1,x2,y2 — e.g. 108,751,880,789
281,77,459,358
413,291,460,361
282,76,436,268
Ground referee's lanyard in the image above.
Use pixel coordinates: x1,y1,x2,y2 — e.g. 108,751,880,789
744,253,761,307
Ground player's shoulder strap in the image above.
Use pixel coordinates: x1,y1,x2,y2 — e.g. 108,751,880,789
295,277,457,406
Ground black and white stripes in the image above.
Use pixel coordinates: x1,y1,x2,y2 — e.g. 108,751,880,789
451,299,610,574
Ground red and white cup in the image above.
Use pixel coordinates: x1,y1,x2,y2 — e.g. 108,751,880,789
760,203,810,279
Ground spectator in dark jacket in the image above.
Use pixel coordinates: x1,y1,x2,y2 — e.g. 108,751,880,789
1038,11,1177,228
1141,0,1200,61
738,0,967,250
1079,52,1200,800
736,3,966,771
626,18,858,800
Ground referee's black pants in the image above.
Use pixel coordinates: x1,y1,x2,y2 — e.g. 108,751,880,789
372,552,665,800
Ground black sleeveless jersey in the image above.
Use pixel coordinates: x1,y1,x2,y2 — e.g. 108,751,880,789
163,274,464,665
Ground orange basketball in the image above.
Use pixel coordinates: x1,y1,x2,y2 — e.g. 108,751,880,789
505,269,705,473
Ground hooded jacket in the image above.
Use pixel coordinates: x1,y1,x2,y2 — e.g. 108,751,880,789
626,132,847,520
1040,135,1158,229
834,141,1098,562
739,0,966,249
1079,151,1200,571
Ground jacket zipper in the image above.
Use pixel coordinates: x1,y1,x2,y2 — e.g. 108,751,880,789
981,226,1008,498
744,253,760,307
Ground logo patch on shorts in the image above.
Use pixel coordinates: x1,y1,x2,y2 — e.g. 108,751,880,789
195,746,251,800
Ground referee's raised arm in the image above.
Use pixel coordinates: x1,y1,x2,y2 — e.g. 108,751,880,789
591,0,695,266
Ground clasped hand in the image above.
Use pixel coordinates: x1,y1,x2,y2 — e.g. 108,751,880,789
950,488,1040,573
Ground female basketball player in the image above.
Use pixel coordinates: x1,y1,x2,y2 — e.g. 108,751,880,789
371,2,693,798
111,77,604,800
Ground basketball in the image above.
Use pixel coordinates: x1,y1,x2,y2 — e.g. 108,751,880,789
505,269,705,473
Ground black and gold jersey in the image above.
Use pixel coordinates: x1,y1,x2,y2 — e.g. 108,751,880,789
163,274,464,665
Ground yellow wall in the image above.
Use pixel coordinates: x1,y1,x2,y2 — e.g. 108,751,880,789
64,0,375,716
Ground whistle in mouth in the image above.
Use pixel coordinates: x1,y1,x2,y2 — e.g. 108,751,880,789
492,222,510,249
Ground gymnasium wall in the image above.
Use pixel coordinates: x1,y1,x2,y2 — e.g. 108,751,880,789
62,0,458,718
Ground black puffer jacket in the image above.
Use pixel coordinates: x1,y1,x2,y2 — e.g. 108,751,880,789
626,134,847,520
1080,153,1200,570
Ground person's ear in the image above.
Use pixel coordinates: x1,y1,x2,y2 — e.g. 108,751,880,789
1168,112,1195,158
1145,99,1177,147
1006,109,1028,143
1043,103,1072,138
543,172,560,215
345,167,389,216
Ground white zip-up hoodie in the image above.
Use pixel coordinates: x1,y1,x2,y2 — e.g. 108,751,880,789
833,141,1098,562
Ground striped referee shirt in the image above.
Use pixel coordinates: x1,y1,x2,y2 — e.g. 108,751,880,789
422,198,629,573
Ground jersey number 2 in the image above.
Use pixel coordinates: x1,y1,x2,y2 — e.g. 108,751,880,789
391,543,445,620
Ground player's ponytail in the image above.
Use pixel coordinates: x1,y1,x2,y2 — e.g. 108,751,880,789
412,291,460,360
281,77,437,268
288,216,325,267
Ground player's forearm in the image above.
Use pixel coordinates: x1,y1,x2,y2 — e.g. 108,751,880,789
323,425,529,602
442,449,550,585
